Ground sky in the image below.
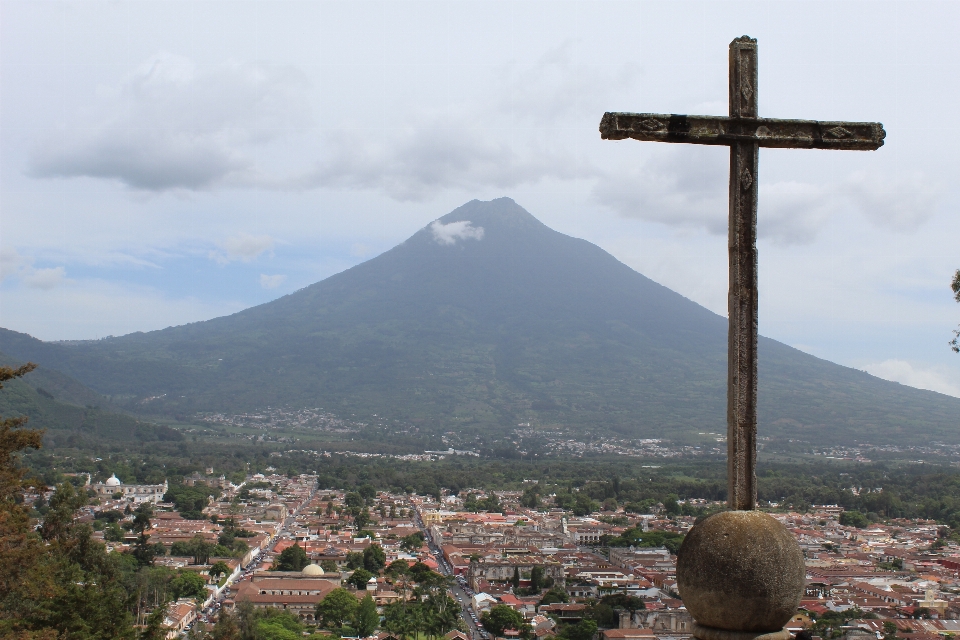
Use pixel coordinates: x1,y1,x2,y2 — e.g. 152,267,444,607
1,1,959,398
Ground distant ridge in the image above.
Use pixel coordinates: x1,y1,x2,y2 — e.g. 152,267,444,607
1,197,958,445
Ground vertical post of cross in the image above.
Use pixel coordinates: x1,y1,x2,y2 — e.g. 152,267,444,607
599,36,884,637
727,36,759,511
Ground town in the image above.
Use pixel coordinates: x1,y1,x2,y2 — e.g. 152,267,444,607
34,466,960,640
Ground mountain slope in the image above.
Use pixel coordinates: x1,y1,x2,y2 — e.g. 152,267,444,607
0,352,183,445
1,198,957,445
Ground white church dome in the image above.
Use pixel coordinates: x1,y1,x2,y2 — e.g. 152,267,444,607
105,474,121,487
302,564,324,576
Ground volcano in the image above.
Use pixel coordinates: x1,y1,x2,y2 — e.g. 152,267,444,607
2,197,958,445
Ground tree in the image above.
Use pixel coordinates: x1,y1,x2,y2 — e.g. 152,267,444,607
0,363,139,639
561,619,598,640
408,561,432,583
274,543,309,571
530,566,545,593
383,601,416,639
464,494,480,512
139,603,169,640
187,533,215,565
481,494,502,513
481,605,527,637
355,593,379,636
348,567,374,590
209,608,241,640
952,269,960,352
386,559,409,577
400,531,426,552
209,560,232,582
256,608,309,640
345,551,365,570
540,587,569,606
520,487,540,509
234,600,260,640
512,566,521,590
599,593,643,612
572,494,597,517
105,521,126,542
170,570,208,600
316,587,360,629
355,508,371,531
364,544,387,573
345,492,364,513
321,559,340,573
132,503,160,567
170,540,193,556
840,510,870,528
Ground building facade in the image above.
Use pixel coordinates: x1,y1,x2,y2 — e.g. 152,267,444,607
91,474,168,505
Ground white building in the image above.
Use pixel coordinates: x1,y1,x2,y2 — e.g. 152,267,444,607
91,474,168,505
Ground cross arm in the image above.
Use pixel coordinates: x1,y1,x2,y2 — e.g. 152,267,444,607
600,112,885,150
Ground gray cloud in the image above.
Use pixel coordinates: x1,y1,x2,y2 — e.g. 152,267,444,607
295,44,624,201
300,117,590,202
843,170,942,232
592,148,938,245
591,146,730,234
29,53,311,191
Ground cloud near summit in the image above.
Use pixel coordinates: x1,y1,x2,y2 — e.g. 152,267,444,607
430,220,485,246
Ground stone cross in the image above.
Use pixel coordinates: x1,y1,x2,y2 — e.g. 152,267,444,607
600,36,884,510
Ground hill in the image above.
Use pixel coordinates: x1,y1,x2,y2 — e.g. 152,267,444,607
1,198,958,445
0,352,183,446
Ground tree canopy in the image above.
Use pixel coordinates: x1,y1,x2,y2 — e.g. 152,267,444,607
315,587,359,629
274,543,309,572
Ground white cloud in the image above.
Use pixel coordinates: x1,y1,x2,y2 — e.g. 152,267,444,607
0,248,66,289
210,233,275,264
259,274,286,289
22,266,66,290
862,359,960,398
28,52,311,191
430,220,485,246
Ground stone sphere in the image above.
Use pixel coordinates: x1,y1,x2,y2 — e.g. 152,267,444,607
677,510,804,633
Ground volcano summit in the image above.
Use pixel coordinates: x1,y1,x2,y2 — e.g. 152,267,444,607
1,198,957,445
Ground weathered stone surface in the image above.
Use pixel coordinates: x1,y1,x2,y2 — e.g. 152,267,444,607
691,623,792,640
677,510,805,633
